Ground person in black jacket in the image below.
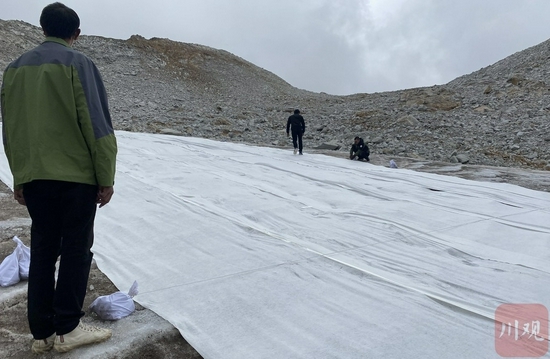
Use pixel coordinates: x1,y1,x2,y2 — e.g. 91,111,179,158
349,137,370,161
286,109,306,155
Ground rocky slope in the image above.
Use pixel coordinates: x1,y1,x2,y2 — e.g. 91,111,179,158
1,19,549,170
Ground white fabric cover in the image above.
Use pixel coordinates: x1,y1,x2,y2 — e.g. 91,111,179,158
2,129,549,358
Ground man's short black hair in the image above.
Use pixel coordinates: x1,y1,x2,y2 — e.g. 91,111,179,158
354,136,360,140
40,2,80,39
294,109,300,114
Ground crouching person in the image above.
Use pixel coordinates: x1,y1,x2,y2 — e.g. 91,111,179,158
1,2,117,354
349,137,370,161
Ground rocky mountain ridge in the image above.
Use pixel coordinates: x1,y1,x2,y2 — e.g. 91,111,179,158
1,19,549,170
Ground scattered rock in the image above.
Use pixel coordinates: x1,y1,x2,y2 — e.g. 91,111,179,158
456,154,470,164
159,128,183,135
507,75,524,86
397,115,420,126
314,143,341,150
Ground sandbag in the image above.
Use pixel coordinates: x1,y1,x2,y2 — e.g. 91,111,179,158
0,249,20,286
14,236,30,279
89,280,139,320
0,236,30,286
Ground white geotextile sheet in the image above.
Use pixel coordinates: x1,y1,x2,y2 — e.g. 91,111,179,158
2,129,550,358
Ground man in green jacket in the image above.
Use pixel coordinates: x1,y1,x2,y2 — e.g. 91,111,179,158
1,2,117,354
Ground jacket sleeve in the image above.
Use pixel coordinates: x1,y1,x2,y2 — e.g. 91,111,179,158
286,117,291,133
1,80,5,146
0,75,19,189
73,57,117,187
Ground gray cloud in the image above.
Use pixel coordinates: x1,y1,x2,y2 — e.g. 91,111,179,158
3,0,550,95
356,0,550,92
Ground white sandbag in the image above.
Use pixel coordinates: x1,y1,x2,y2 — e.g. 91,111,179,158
0,249,20,287
89,280,139,320
13,236,30,279
0,252,19,286
389,159,398,168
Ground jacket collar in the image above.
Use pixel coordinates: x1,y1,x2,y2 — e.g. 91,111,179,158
43,37,71,47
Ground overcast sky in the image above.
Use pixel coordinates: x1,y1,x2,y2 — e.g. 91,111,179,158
3,0,550,95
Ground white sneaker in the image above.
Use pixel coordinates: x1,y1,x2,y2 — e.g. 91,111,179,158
31,333,56,354
54,321,112,353
293,148,298,155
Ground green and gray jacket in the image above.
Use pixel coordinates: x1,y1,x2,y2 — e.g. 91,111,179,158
1,37,117,189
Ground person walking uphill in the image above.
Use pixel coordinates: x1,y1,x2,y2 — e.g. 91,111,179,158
286,109,306,155
1,2,117,354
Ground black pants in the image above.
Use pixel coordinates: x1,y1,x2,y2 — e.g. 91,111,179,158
291,129,303,152
23,180,97,338
351,153,369,161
